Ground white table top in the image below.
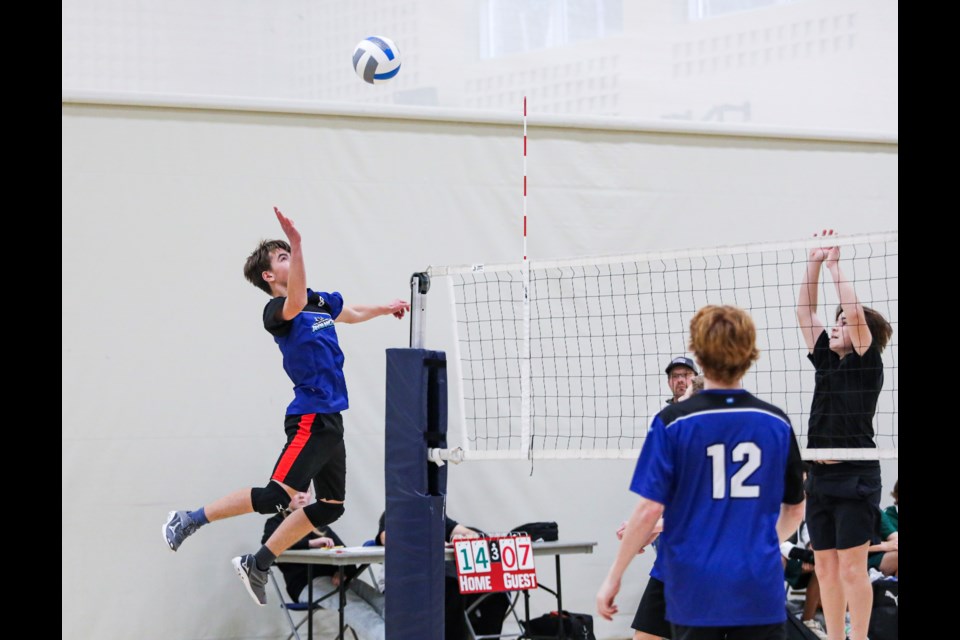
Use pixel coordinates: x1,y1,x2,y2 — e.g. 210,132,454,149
277,539,597,566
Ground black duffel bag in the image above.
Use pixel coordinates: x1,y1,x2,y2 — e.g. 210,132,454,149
869,578,898,640
510,521,559,542
520,609,595,640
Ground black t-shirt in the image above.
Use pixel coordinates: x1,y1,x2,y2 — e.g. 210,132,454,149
807,330,883,450
263,512,360,601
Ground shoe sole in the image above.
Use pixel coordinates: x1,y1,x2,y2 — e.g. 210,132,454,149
232,556,267,607
162,511,178,552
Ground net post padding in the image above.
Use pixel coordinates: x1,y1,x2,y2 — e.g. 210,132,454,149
384,348,448,639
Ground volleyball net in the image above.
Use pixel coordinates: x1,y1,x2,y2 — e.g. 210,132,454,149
419,231,898,461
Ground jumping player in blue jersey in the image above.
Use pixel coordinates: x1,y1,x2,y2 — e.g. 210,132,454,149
598,305,805,640
162,207,410,607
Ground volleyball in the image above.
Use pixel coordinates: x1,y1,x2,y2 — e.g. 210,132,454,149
352,36,401,85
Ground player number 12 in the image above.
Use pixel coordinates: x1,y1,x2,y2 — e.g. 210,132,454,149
706,442,761,499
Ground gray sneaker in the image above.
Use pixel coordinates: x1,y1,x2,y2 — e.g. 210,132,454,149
162,510,198,552
802,619,829,640
232,554,269,606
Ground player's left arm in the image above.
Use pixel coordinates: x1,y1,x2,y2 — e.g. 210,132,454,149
597,496,664,621
336,299,410,323
777,502,805,544
825,243,873,355
615,516,663,551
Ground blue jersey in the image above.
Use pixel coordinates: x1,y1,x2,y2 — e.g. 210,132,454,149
264,289,348,415
631,389,804,627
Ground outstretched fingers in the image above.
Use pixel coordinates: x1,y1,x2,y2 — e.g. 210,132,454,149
274,206,301,245
389,298,411,319
809,229,838,262
817,229,840,264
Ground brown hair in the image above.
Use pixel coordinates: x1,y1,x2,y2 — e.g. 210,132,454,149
688,305,760,385
243,239,291,295
834,305,893,353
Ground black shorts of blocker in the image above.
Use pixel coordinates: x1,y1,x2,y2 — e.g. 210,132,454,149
270,412,346,502
671,622,785,640
633,576,671,638
805,465,881,551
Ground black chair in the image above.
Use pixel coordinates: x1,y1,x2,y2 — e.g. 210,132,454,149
269,566,358,640
463,590,523,640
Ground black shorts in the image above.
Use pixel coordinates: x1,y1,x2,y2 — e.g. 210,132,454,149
633,576,671,638
804,466,881,551
271,412,346,501
671,622,785,640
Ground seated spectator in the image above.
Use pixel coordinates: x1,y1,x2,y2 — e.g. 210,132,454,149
265,492,384,640
375,511,512,640
867,479,899,577
885,480,898,529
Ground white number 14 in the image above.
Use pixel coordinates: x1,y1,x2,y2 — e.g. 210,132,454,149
706,442,761,499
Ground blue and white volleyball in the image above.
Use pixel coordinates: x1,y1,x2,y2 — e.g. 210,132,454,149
352,36,401,85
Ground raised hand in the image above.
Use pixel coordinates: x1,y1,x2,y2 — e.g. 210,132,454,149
809,229,837,263
274,206,302,246
823,244,840,270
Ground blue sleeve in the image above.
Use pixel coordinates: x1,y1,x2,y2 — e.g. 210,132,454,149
318,290,344,320
629,416,673,505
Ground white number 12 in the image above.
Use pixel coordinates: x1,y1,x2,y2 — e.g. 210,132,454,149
706,442,761,499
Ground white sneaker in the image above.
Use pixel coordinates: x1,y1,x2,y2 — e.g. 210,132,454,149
803,619,829,640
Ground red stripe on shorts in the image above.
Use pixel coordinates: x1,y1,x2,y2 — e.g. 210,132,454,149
272,414,317,483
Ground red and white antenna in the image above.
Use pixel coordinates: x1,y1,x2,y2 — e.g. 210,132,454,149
523,96,528,262
520,96,531,459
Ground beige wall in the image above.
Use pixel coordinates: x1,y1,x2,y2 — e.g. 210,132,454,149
62,101,897,639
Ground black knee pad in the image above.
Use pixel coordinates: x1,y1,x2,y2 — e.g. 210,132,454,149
304,501,345,528
250,483,292,515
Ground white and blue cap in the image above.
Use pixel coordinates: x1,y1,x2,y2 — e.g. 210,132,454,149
665,356,698,375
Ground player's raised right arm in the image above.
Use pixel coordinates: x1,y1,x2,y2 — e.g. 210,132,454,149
796,230,830,352
274,206,307,320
